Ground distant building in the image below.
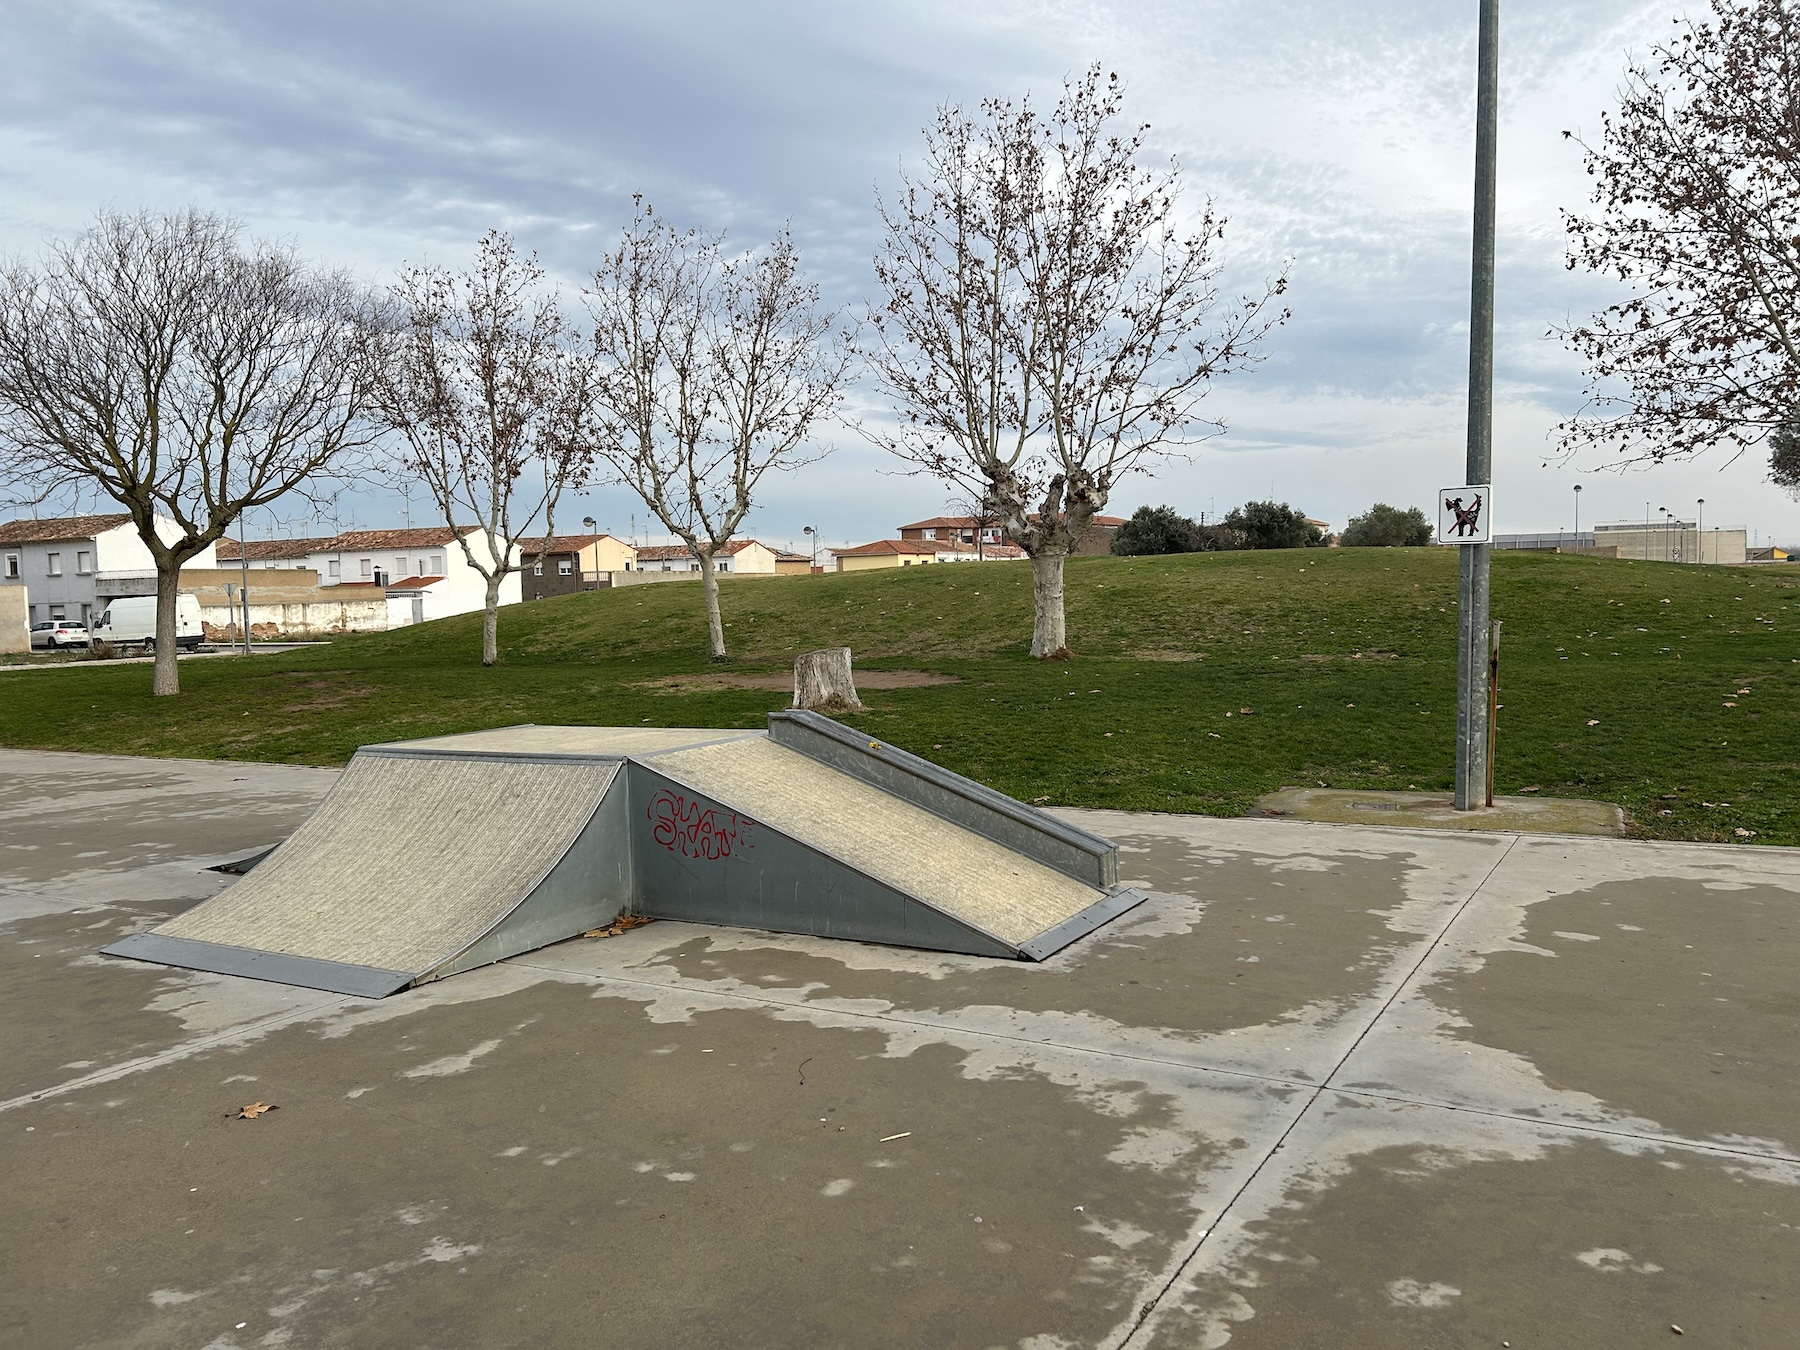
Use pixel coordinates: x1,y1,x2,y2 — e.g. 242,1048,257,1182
219,525,521,624
0,514,219,626
1492,524,1748,564
632,540,782,574
519,534,638,600
897,514,1127,557
831,539,940,572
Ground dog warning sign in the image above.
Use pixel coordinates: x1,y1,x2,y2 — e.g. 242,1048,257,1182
1437,486,1492,544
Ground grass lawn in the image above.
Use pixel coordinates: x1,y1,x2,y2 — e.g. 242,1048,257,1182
2,547,1795,845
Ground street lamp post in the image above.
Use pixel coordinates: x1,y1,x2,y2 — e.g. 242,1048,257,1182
803,525,817,572
1455,0,1501,812
1697,498,1705,562
1573,483,1582,551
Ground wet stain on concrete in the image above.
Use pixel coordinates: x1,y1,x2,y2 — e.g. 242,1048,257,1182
1159,1135,1800,1350
1,981,1226,1350
0,899,205,1099
1429,878,1800,1147
644,839,1422,1039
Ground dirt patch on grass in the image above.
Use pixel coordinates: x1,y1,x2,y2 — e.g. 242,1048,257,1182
1123,650,1204,662
267,675,381,713
1297,650,1401,662
640,669,960,694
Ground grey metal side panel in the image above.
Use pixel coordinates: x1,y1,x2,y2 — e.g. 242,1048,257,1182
767,710,1119,888
424,767,637,982
101,932,411,998
626,763,1020,960
1016,888,1150,962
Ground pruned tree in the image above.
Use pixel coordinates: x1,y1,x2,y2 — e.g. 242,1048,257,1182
1558,0,1800,467
0,208,383,695
376,231,596,666
587,202,852,661
1223,500,1327,550
1340,502,1434,547
868,66,1289,657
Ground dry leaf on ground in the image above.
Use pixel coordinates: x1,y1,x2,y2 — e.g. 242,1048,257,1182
232,1101,278,1120
584,914,654,939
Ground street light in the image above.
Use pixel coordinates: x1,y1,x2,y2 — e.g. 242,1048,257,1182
1573,483,1582,551
582,515,596,534
803,525,817,572
1697,498,1705,562
1659,506,1670,562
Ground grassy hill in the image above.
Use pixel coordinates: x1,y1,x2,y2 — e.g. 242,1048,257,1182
3,547,1797,845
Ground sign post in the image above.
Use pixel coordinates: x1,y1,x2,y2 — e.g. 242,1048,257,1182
1455,0,1500,812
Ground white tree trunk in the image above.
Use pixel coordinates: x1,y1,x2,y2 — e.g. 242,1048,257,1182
1029,552,1070,658
794,647,863,711
152,563,181,696
481,572,502,666
699,551,727,661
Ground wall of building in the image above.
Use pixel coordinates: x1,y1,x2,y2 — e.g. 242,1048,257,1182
0,585,26,653
835,553,937,572
4,520,218,625
1593,524,1747,564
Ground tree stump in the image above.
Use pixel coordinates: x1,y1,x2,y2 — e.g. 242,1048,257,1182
793,647,863,712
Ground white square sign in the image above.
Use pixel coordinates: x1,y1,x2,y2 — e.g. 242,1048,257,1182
1437,486,1492,544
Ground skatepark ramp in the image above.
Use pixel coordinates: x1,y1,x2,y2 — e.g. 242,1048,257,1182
104,712,1145,997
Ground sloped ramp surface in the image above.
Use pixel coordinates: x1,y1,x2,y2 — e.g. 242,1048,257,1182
104,751,626,996
637,736,1123,959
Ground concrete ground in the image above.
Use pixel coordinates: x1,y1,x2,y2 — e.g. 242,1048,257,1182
2,748,1795,1349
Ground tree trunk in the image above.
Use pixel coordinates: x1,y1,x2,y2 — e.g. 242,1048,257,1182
481,572,502,666
1029,551,1070,658
152,562,182,696
699,551,727,661
793,647,863,712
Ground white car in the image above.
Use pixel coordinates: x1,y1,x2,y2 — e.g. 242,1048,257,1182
29,620,89,650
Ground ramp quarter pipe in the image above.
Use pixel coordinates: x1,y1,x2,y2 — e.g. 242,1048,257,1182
103,712,1147,996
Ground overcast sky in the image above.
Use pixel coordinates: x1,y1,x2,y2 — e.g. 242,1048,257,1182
4,0,1792,548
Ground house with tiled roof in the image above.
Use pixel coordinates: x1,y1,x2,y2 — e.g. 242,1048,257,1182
0,513,218,627
519,533,637,601
634,539,782,575
896,513,1127,557
220,524,519,627
830,539,940,572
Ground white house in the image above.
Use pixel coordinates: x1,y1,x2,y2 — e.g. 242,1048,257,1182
0,513,219,627
632,539,782,574
219,525,521,627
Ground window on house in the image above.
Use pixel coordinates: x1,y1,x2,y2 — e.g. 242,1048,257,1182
532,562,543,576
922,528,936,539
395,557,408,576
359,558,372,578
430,554,444,573
76,550,92,574
327,559,340,578
4,554,17,579
49,604,65,619
558,560,572,576
46,552,61,576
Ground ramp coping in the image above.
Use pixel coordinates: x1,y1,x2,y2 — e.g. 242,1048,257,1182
103,933,411,998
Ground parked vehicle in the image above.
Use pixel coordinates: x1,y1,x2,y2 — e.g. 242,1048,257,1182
89,595,204,651
29,620,89,650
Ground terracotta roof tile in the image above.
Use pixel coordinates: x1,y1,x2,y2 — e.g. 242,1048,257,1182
833,539,940,557
0,513,132,544
215,536,339,562
383,575,446,590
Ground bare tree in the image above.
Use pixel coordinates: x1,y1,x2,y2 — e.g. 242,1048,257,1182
376,231,596,666
1558,0,1800,467
868,67,1289,658
587,203,852,661
0,208,383,695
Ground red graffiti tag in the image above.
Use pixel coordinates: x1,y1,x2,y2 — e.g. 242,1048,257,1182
647,789,750,860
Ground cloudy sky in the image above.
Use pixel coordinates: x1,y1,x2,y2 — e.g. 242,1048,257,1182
3,0,1791,549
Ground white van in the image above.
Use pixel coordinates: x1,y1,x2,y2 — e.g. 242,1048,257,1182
90,594,205,651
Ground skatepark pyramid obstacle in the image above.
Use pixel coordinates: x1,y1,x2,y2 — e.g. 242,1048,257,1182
103,711,1146,997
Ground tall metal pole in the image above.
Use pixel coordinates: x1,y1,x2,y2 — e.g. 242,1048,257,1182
1456,0,1500,811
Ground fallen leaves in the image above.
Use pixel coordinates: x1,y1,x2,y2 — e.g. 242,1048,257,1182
584,914,654,939
231,1101,278,1120
1587,719,1602,726
1735,827,1758,838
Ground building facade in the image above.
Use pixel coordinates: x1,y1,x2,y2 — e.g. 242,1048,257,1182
831,539,940,572
0,514,219,626
896,514,1125,557
633,540,782,574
